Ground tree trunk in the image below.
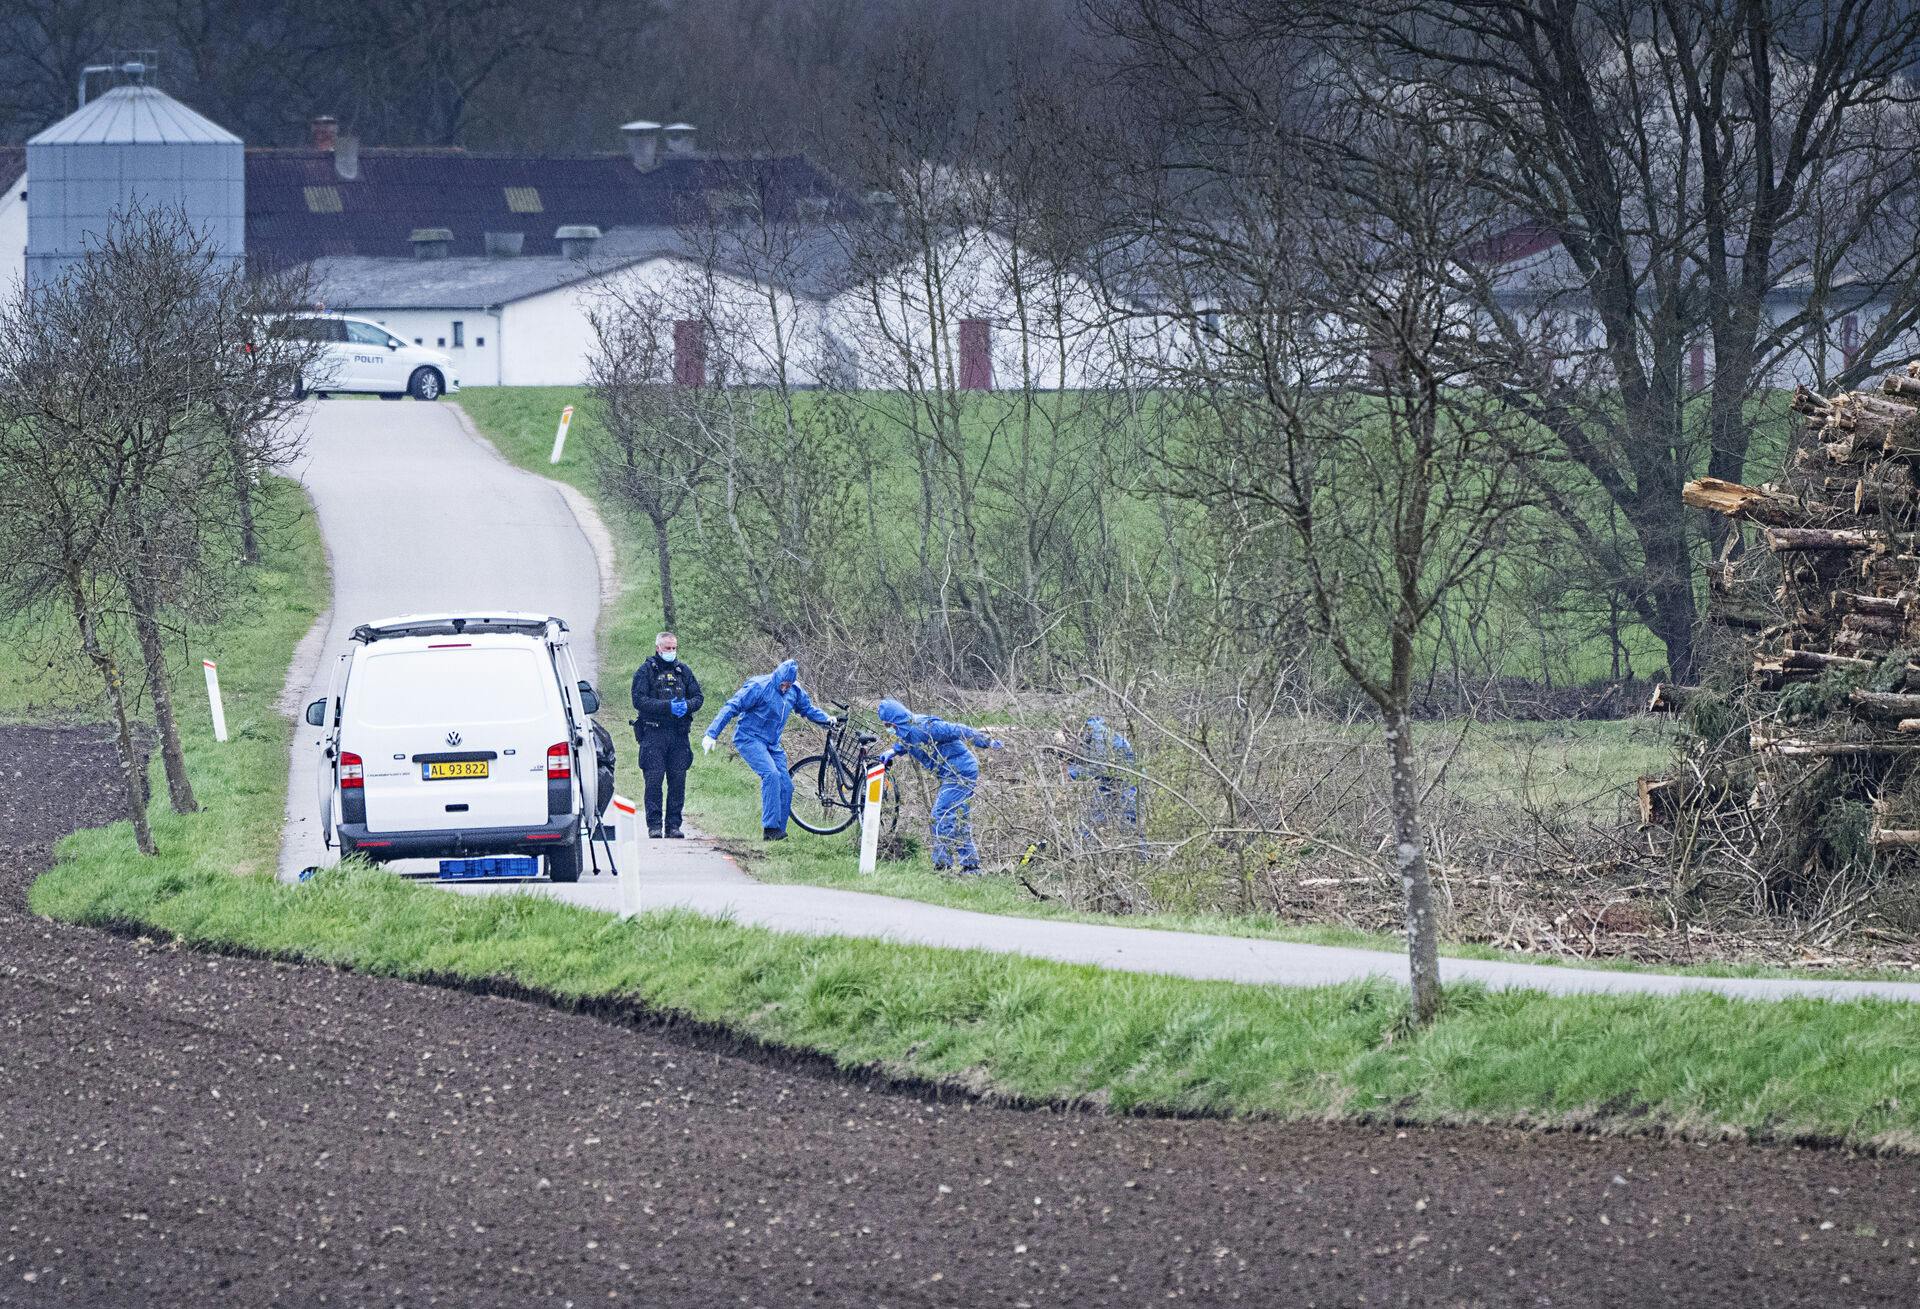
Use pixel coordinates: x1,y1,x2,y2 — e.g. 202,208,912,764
69,573,154,855
230,431,258,565
1647,554,1697,682
128,581,198,815
650,509,677,631
1383,695,1443,1026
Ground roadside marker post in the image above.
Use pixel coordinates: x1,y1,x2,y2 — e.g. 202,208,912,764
202,659,229,742
611,793,641,918
857,763,885,874
548,404,575,465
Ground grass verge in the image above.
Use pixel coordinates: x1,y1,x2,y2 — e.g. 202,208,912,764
29,855,1920,1149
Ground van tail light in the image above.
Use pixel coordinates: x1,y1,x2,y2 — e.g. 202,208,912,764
339,751,364,789
546,743,571,779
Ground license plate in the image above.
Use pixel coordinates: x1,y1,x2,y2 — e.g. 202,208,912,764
423,760,488,780
438,856,536,879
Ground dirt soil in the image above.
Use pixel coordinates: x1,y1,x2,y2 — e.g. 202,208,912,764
3,724,1919,1308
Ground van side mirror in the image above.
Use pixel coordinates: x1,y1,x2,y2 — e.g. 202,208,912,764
577,681,600,715
305,699,327,727
387,339,400,351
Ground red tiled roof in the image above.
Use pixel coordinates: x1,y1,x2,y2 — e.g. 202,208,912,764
1461,221,1562,267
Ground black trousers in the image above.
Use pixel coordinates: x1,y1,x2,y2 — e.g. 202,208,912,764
639,731,693,833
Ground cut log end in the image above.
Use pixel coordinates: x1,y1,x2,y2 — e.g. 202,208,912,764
1637,776,1678,827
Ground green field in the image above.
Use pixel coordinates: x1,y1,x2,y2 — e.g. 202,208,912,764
458,386,1695,687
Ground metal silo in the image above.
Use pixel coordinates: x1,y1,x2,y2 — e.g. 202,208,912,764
25,81,243,289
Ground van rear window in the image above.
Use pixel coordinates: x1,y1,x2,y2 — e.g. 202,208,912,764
352,648,550,727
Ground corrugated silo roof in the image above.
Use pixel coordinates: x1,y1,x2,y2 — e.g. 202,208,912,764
27,84,241,147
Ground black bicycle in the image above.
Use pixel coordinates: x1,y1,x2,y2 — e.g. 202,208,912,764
789,706,903,836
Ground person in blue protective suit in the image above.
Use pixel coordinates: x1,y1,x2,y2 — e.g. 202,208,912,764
702,658,837,840
875,697,1003,873
1068,715,1145,856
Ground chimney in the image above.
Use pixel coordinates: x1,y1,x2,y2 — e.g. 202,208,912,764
621,120,661,171
310,115,338,150
334,135,360,181
410,227,454,260
484,230,525,258
663,122,697,157
556,225,602,260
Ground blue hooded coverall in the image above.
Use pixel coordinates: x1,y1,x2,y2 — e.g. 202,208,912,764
877,698,995,871
705,659,834,832
1068,715,1142,852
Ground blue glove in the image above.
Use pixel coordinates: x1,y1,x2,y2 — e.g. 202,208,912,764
989,739,1006,751
876,747,898,765
670,698,687,717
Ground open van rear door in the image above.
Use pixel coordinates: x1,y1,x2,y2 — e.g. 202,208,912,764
314,654,348,849
553,639,598,822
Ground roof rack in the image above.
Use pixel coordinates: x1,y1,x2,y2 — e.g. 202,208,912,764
349,613,568,644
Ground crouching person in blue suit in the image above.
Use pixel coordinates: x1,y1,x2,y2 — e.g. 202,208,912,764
875,697,1002,873
1070,715,1146,858
703,658,836,840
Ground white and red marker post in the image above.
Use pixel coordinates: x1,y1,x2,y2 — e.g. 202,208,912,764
548,403,575,465
857,761,886,874
610,793,642,918
202,659,229,742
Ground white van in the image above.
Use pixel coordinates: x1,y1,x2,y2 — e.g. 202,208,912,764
285,313,460,401
306,614,603,880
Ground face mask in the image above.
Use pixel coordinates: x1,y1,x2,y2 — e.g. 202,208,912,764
659,650,676,663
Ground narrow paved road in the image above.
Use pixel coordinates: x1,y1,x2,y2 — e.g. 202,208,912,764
277,398,601,880
8,724,1920,1308
279,396,1920,1004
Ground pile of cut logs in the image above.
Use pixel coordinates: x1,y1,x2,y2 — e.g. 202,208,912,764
1649,361,1920,850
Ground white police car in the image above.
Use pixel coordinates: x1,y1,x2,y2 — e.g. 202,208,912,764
285,313,459,401
306,614,606,881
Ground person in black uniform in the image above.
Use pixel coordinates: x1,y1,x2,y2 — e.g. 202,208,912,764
629,631,704,838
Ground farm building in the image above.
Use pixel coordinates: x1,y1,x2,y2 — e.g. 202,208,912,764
0,82,1161,390
304,226,843,389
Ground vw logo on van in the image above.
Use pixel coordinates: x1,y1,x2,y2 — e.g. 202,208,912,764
445,730,462,747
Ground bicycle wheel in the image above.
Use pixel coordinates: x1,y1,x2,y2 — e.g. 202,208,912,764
788,753,859,835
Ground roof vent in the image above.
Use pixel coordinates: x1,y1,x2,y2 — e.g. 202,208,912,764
663,123,697,157
556,225,602,260
484,230,525,258
310,115,338,150
621,119,661,171
410,227,454,260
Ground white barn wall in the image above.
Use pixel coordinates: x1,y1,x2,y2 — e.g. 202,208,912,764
0,172,27,300
494,257,825,387
320,239,1161,392
351,307,502,386
824,228,1145,392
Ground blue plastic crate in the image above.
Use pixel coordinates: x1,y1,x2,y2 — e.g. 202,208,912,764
437,855,538,880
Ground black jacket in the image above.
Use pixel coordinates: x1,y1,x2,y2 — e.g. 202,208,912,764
630,655,704,738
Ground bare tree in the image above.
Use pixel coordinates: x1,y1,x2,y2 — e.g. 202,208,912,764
1110,26,1543,1020
583,285,710,630
207,265,322,565
0,267,155,851
1328,0,1920,680
21,209,308,817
